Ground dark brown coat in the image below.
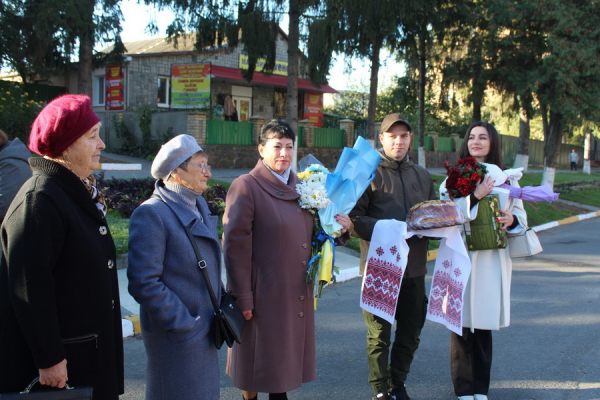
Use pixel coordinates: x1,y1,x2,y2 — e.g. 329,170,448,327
224,160,315,393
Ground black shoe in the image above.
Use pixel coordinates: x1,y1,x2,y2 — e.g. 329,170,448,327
390,383,411,400
372,392,395,400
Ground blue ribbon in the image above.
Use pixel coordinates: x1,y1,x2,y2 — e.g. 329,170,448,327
307,253,322,272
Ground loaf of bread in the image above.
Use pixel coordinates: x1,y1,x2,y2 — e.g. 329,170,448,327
406,200,466,230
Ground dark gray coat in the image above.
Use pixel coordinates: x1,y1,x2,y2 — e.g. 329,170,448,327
0,138,32,222
128,181,222,400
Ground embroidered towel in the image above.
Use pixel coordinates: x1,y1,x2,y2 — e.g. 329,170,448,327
360,220,471,335
360,220,409,322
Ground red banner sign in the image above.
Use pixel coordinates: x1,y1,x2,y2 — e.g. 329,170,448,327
303,92,323,127
105,65,125,111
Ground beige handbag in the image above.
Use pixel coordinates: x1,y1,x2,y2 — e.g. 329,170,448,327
507,228,543,258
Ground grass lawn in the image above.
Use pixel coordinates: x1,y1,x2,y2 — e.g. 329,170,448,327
106,209,129,255
559,189,600,207
520,171,600,186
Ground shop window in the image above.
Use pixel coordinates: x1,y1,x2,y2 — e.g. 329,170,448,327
158,76,170,108
274,90,286,119
93,75,105,106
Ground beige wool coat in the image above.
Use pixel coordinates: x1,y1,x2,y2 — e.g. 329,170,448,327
440,178,527,330
224,160,316,393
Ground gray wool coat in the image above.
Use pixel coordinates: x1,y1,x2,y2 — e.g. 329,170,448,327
127,181,222,400
224,160,316,393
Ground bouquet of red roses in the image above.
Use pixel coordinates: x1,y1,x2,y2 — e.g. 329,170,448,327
444,156,488,199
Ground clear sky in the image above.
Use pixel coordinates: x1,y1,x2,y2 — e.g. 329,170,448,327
117,0,404,92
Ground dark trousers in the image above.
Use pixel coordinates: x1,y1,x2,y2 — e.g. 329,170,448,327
450,328,493,396
363,275,427,394
571,162,577,171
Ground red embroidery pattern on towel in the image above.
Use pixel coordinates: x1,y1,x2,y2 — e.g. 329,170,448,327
362,251,403,318
428,261,464,329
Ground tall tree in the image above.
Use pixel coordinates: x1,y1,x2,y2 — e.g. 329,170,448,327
488,0,545,170
0,0,123,95
0,0,68,83
534,0,600,188
399,0,462,166
319,0,403,141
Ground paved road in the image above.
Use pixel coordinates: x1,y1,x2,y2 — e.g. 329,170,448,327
120,217,600,400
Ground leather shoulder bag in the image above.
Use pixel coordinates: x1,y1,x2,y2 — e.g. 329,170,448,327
150,193,245,349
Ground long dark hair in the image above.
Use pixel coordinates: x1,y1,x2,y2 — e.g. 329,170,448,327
459,121,503,167
259,120,295,145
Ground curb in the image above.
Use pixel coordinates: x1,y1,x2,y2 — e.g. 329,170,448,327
97,163,142,171
123,315,141,337
534,210,600,232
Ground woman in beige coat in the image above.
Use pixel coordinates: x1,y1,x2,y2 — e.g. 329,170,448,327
440,122,527,400
224,120,350,400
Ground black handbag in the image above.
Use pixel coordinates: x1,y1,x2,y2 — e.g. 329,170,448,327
0,377,92,399
182,223,246,350
214,290,246,349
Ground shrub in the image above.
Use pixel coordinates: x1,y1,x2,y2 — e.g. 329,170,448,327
96,173,155,218
0,84,43,142
96,172,228,218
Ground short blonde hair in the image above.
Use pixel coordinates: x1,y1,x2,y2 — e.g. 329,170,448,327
0,129,8,147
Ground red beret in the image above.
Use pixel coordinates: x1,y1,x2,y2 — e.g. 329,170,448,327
29,95,101,158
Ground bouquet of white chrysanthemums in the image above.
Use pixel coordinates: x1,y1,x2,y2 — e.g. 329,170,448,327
295,164,331,214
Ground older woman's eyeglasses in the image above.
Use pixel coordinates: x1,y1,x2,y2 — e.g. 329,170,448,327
186,162,211,174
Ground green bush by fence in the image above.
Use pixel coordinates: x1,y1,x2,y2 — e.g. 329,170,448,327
0,80,66,104
206,120,253,145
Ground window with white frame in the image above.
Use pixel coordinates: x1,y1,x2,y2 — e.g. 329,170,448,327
93,75,105,106
157,76,170,108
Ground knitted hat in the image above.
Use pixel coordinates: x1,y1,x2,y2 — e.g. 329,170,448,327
380,113,413,135
29,95,101,158
151,134,203,180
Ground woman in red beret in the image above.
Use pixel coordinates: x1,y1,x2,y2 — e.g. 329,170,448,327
0,95,124,399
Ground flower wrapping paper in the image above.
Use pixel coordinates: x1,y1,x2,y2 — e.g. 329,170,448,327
318,136,380,236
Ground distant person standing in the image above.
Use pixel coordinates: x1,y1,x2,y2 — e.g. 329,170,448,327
0,129,32,222
569,149,579,171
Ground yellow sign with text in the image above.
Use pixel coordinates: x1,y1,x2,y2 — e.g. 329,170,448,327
239,55,288,76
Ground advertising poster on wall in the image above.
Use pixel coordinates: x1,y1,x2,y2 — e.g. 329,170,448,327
239,55,288,76
303,92,324,127
171,64,211,109
105,65,125,111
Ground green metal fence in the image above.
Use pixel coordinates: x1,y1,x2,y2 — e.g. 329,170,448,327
313,127,344,148
206,120,253,145
297,125,304,147
437,137,454,151
413,135,434,151
501,135,541,166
